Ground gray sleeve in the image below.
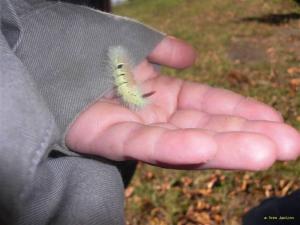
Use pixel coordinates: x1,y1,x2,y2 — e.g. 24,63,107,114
0,27,57,224
17,157,125,225
1,21,124,225
14,1,165,153
1,0,165,224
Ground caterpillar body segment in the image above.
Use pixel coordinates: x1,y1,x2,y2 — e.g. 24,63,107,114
108,46,149,109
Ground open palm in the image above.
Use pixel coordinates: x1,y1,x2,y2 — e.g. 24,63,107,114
66,37,300,171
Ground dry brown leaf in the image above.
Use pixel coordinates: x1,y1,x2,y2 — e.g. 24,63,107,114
289,78,300,94
243,207,250,213
149,217,167,225
263,184,273,197
198,189,212,196
220,175,225,182
212,214,223,224
133,195,141,204
279,179,287,189
181,177,193,187
266,47,275,54
145,171,155,180
290,78,300,85
154,182,171,193
187,212,212,225
287,67,300,75
211,205,221,213
186,188,212,197
195,201,210,210
263,184,273,190
207,177,218,189
227,70,251,86
281,180,294,196
241,179,248,191
125,186,134,198
161,182,171,191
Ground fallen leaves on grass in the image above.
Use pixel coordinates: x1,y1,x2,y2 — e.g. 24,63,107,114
125,166,300,225
178,199,223,225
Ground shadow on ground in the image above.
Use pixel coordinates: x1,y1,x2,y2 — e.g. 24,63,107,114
241,12,300,25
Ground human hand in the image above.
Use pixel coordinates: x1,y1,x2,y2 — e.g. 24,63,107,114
65,37,300,171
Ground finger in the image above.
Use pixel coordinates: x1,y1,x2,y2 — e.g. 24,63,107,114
178,81,283,122
198,132,277,171
148,36,197,69
170,109,300,161
65,101,142,152
88,118,278,171
91,122,217,164
242,121,300,160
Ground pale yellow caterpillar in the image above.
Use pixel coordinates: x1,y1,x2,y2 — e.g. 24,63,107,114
108,46,154,109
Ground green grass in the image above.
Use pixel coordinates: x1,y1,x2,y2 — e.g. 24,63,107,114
114,0,300,224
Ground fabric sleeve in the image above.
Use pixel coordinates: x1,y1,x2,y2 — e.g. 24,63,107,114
1,0,165,224
0,27,56,224
13,1,165,154
0,32,124,224
16,157,125,225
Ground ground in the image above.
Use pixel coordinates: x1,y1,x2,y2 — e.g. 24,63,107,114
113,0,300,224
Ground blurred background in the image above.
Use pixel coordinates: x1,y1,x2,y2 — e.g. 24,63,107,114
91,0,300,224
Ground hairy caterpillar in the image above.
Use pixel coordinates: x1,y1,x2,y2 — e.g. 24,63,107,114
108,46,154,109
